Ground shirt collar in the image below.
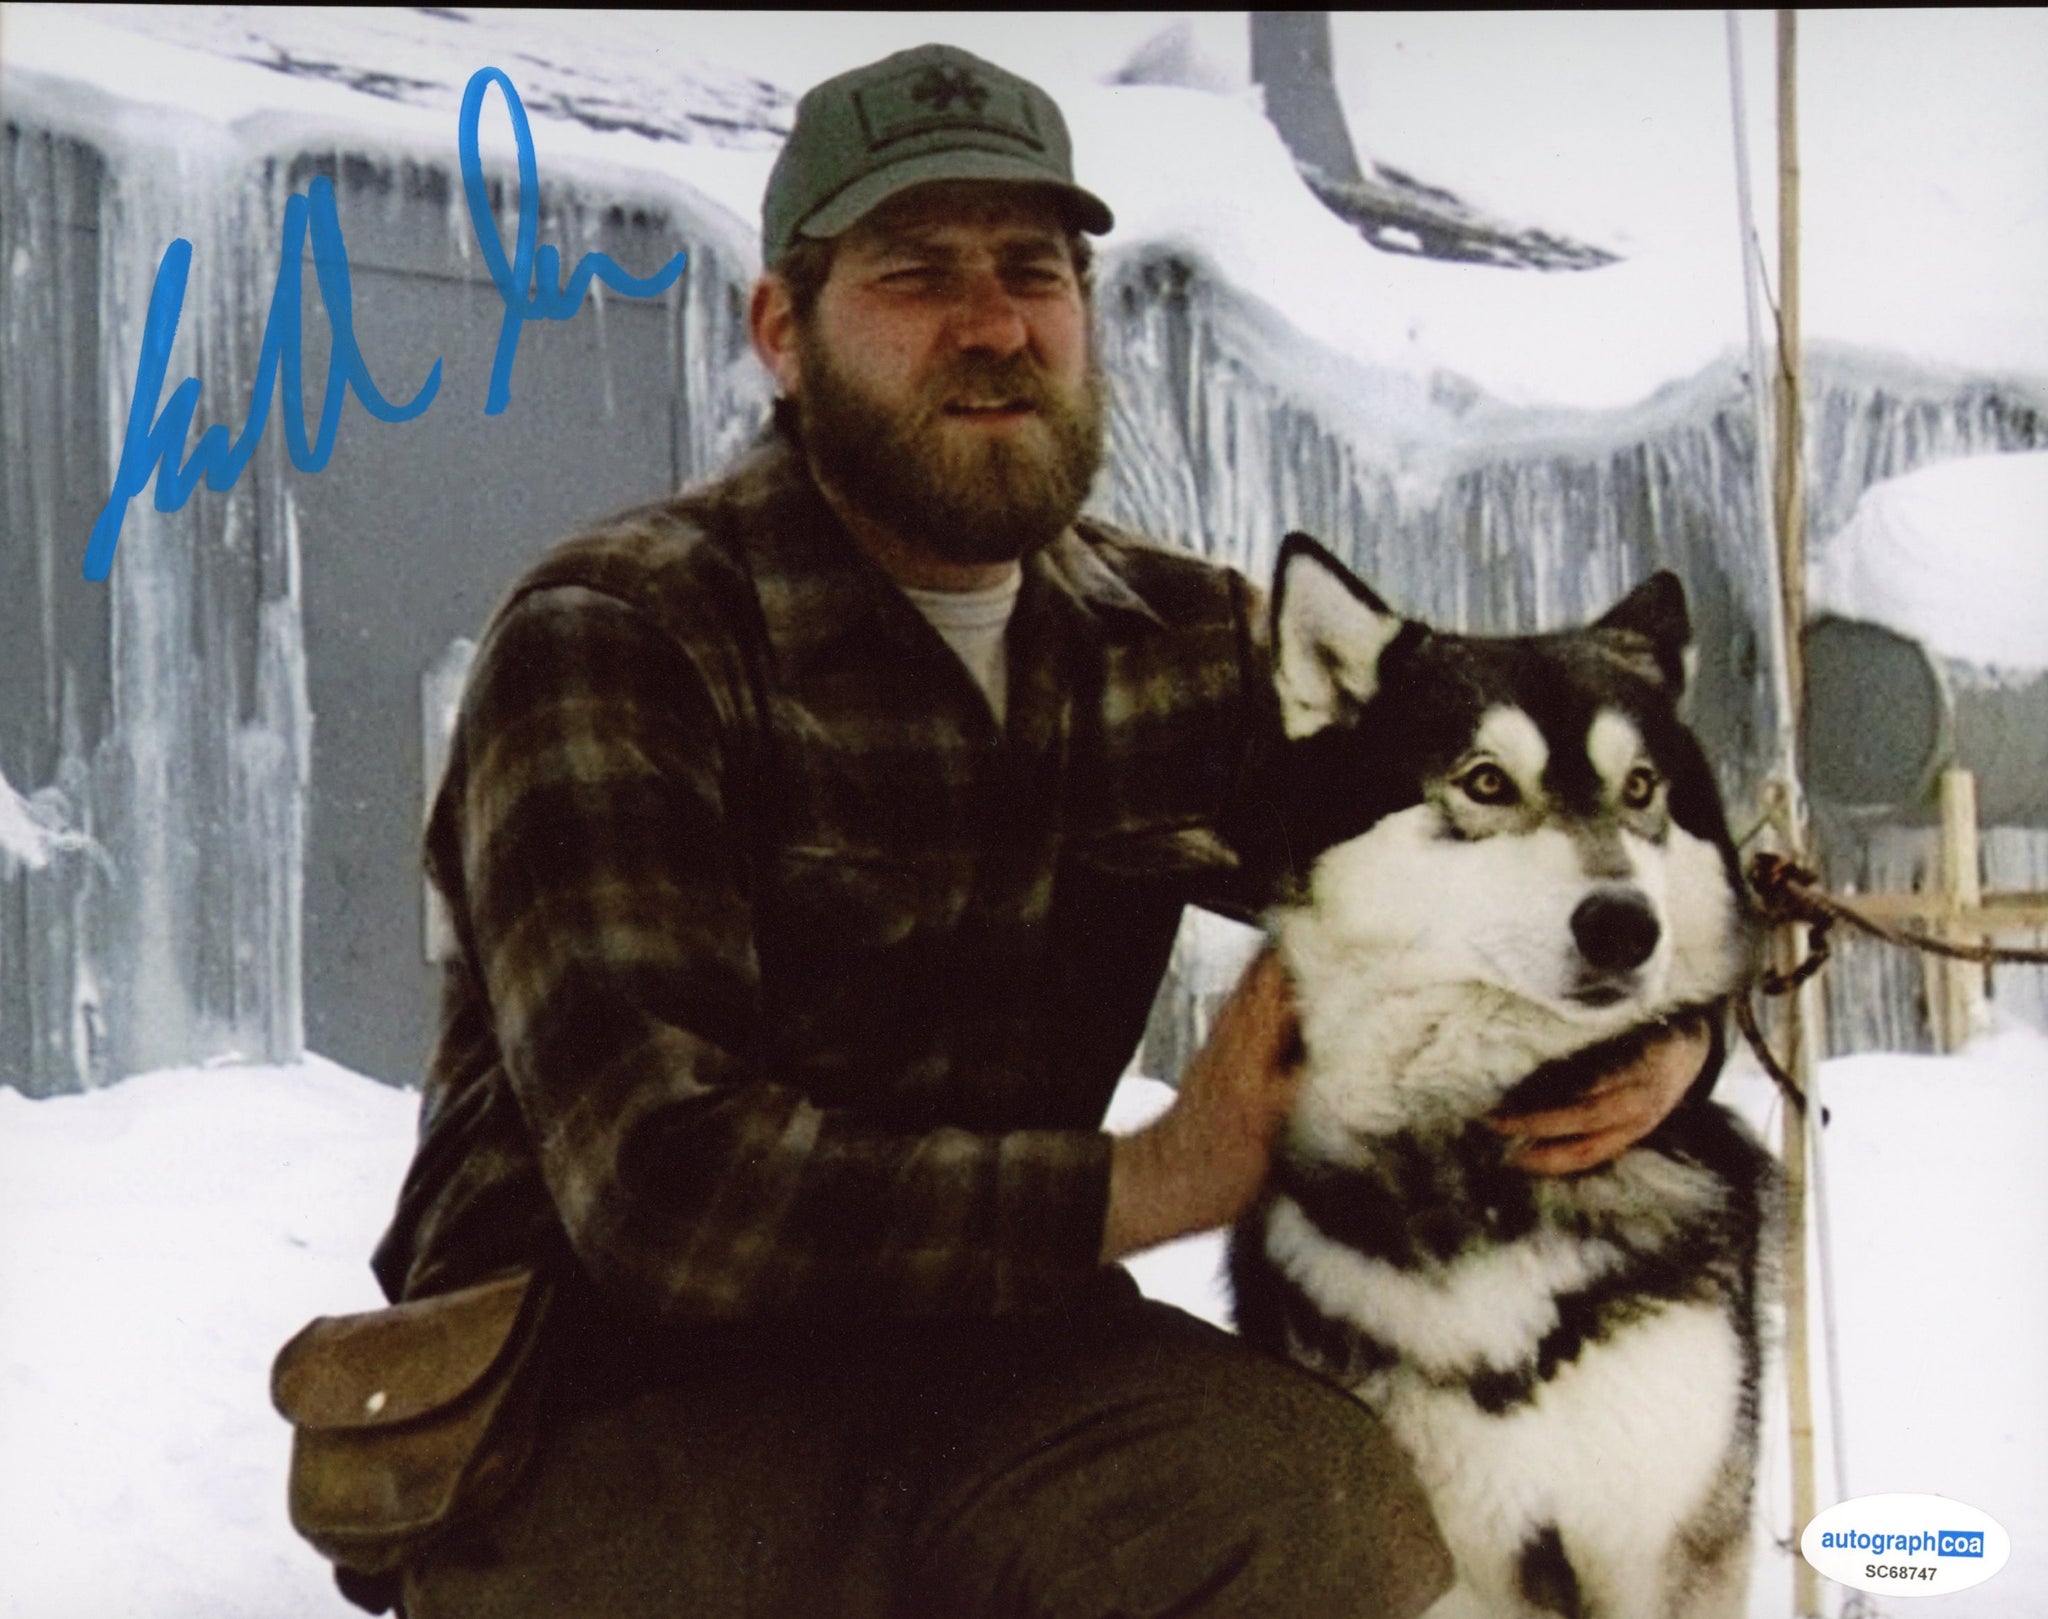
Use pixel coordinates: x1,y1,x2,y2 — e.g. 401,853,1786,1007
1031,525,1168,634
735,432,1165,684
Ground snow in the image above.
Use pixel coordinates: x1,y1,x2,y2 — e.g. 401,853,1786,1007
1740,1031,2048,1618
0,764,59,872
1810,452,2048,671
3,9,2045,408
4,1038,2045,1619
1323,11,2048,393
0,762,100,876
0,1059,413,1619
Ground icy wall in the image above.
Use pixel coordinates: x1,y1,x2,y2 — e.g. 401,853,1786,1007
6,138,2047,1093
1097,245,1795,810
0,115,766,1094
1097,248,2048,798
3,118,306,1097
2,127,112,1096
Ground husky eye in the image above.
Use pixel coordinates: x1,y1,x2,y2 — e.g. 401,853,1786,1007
1621,764,1661,810
1458,763,1518,806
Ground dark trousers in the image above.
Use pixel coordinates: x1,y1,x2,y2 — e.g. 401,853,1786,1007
403,1274,1452,1618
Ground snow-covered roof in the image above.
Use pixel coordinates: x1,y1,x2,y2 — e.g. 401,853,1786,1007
5,8,2045,413
1810,451,2048,671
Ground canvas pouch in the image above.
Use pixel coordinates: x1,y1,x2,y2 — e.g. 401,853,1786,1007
271,1268,552,1578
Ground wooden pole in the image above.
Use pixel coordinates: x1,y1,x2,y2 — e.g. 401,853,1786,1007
1778,936,1821,1619
1772,13,1824,1617
1774,9,1806,726
1726,12,1777,558
1936,767,1986,1050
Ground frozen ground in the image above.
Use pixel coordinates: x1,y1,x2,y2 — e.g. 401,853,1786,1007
3,1030,2044,1619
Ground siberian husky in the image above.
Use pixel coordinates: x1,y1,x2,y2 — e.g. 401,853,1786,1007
1231,534,1777,1619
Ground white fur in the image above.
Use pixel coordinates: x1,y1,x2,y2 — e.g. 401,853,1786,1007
1659,828,1747,1006
1535,1149,1734,1253
1586,709,1643,790
1296,813,1605,1006
1281,975,1580,1150
1265,1198,1623,1375
1380,1302,1745,1619
1471,707,1549,796
1274,556,1405,739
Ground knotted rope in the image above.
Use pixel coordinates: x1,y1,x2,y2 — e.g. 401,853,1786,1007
1736,851,2048,1109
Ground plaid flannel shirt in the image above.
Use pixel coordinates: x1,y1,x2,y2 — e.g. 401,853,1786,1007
372,431,1281,1322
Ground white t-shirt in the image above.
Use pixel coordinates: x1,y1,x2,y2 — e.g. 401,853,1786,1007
899,568,1024,727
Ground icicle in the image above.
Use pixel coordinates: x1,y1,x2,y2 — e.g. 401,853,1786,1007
39,102,313,1087
591,274,616,420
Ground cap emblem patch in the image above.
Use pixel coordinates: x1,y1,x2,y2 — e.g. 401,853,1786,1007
855,63,1045,152
912,65,991,116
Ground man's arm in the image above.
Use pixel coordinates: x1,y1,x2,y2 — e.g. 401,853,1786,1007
1101,948,1300,1262
451,581,1110,1322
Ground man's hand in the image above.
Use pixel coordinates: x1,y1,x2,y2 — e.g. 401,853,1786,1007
1484,1016,1713,1176
1101,948,1301,1264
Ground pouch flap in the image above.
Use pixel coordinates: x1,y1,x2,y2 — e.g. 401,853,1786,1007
272,1270,535,1431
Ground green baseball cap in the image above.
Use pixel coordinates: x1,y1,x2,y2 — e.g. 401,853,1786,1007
762,44,1114,267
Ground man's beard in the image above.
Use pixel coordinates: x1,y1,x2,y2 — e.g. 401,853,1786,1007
793,327,1106,568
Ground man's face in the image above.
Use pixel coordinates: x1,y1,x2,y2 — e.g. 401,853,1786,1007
785,184,1105,569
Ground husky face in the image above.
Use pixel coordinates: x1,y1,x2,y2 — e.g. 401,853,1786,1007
1269,535,1752,1056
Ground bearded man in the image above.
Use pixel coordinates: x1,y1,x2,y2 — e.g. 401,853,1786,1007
369,43,1708,1619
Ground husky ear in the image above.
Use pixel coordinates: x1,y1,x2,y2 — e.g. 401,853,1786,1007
1594,570,1695,700
1271,532,1407,739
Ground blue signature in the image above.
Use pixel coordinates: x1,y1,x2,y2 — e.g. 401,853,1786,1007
84,67,689,581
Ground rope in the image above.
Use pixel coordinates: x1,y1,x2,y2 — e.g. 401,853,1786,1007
1748,851,2048,967
1731,851,2048,1111
1735,994,1807,1112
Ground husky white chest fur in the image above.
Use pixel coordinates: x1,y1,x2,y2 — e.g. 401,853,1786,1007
1231,535,1777,1619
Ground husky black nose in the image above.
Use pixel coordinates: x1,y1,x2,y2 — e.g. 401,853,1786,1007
1571,888,1661,973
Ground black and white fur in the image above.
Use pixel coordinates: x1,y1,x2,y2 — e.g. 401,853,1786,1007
1231,534,1777,1619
